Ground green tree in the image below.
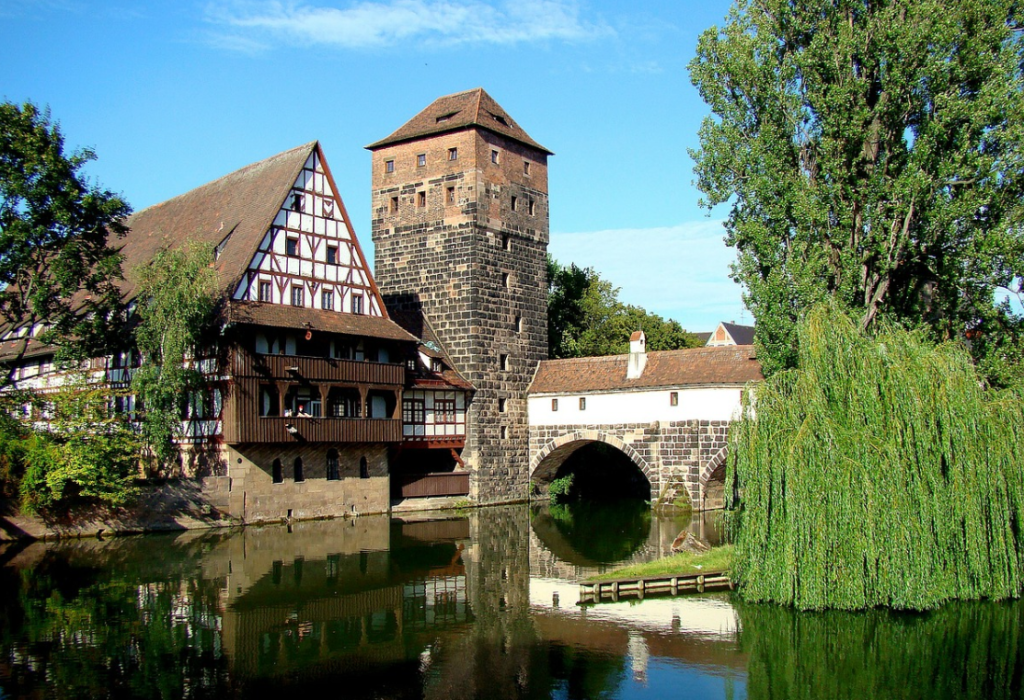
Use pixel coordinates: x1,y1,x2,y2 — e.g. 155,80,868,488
19,373,140,513
689,0,1024,378
0,101,130,375
547,256,701,358
131,241,219,468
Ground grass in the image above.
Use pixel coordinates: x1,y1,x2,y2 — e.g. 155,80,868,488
589,544,734,581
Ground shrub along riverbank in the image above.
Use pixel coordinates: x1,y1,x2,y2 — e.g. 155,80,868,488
729,304,1024,611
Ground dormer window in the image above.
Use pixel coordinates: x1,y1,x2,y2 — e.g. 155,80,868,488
431,359,443,372
491,112,510,127
436,112,458,124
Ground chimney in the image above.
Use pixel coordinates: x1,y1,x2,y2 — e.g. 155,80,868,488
627,330,647,379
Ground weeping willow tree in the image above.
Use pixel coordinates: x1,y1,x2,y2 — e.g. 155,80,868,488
728,304,1024,610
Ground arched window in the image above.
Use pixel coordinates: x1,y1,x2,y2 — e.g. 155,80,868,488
327,449,340,481
294,456,304,483
272,458,283,484
359,456,369,479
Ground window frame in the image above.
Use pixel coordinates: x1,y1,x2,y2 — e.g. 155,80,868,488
435,399,457,424
385,159,395,173
258,281,272,303
448,147,458,161
291,285,304,307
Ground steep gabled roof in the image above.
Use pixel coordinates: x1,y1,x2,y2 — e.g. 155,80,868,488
529,345,763,395
721,322,755,346
226,301,417,344
366,88,553,155
118,142,315,300
388,308,476,391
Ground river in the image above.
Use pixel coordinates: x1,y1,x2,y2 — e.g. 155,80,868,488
0,502,1021,699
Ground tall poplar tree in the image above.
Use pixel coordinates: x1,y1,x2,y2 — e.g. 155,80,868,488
689,1,1024,379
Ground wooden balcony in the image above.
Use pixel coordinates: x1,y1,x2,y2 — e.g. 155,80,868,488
232,351,404,386
226,416,402,445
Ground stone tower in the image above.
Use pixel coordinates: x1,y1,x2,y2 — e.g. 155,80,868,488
367,88,551,504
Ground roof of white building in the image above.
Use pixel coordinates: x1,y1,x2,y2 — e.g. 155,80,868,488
528,345,763,395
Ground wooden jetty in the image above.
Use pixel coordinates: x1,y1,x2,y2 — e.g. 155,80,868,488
578,571,733,605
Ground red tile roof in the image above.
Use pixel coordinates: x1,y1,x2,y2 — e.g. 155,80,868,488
388,308,476,392
226,301,417,344
366,88,553,155
119,143,315,301
529,345,763,394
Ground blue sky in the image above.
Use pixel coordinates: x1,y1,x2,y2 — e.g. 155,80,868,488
0,0,747,333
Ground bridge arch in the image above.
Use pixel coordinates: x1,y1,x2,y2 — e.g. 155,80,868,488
698,445,730,510
530,430,655,489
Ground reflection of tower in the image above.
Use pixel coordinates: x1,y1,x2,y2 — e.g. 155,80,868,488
368,89,551,504
423,505,535,699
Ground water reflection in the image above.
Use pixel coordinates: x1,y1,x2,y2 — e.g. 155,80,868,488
1,504,1021,699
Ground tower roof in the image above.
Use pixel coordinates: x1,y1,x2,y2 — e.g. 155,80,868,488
366,88,553,155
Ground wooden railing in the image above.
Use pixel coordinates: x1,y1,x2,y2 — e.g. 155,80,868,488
227,417,402,444
232,351,404,385
395,471,471,498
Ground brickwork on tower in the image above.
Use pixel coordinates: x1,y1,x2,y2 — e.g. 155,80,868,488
368,89,550,504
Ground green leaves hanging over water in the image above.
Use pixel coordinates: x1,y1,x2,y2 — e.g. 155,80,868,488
728,304,1024,610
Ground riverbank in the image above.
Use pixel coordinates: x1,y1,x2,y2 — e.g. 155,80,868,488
0,481,237,541
590,544,734,581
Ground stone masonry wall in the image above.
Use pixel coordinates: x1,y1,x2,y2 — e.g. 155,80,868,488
372,127,549,506
528,420,731,510
225,443,390,523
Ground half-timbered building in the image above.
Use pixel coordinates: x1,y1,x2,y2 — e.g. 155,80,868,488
1,140,474,521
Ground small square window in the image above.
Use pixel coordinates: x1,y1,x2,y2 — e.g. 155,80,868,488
322,290,334,309
258,281,272,303
447,186,455,204
510,195,517,212
448,147,458,161
286,237,298,256
670,391,679,406
291,285,304,307
552,398,559,412
528,200,535,216
417,191,426,207
385,159,395,173
498,398,507,413
390,196,399,214
417,153,426,167
326,246,337,264
579,397,586,411
351,294,364,315
491,150,499,164
499,353,510,371
524,161,531,175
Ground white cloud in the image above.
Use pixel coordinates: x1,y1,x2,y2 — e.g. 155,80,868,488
549,219,749,333
204,0,613,51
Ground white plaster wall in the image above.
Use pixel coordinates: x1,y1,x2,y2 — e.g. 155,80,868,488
527,386,745,426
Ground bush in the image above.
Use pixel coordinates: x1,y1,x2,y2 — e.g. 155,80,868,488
548,473,575,504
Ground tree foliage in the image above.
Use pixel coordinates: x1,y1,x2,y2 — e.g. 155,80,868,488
131,241,219,468
690,0,1024,378
728,304,1024,610
0,101,130,373
18,374,140,514
547,256,702,359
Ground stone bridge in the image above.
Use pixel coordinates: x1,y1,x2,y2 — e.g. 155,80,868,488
528,420,732,510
